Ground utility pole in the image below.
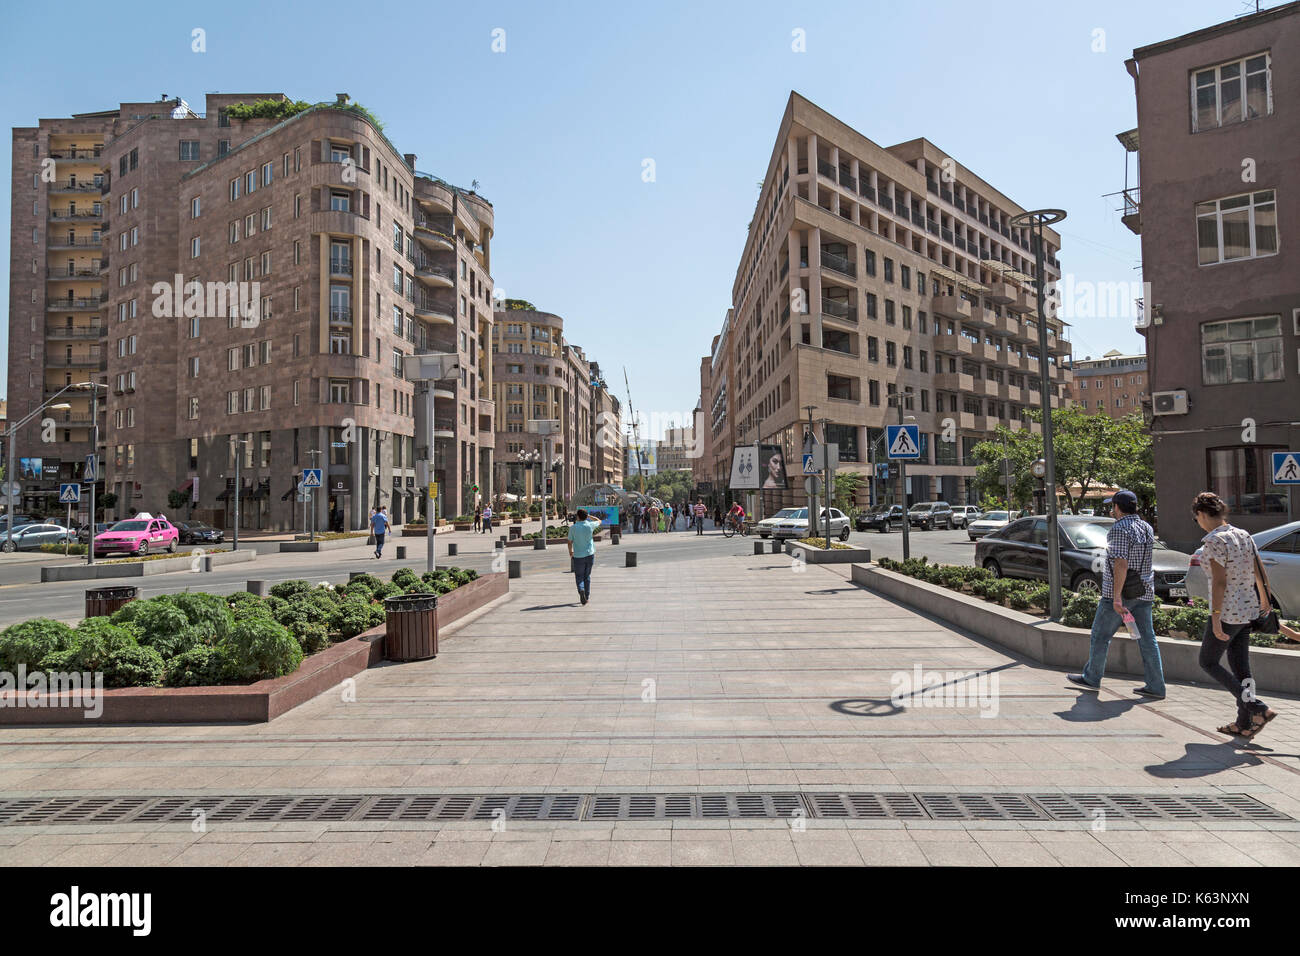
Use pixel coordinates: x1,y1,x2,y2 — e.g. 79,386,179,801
802,404,819,542
817,417,832,542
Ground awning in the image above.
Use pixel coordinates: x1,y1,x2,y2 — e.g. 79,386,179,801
930,265,989,294
216,487,234,501
177,478,195,494
980,259,1036,285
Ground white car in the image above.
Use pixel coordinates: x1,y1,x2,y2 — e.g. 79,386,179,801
966,510,1012,541
758,507,851,541
951,505,982,529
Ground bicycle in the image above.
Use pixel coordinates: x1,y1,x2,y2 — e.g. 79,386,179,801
721,515,750,538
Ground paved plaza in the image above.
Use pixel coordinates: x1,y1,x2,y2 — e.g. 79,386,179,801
3,536,1300,867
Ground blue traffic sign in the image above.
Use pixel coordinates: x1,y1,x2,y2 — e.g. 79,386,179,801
1273,452,1300,485
886,424,921,460
802,453,818,475
301,468,323,489
83,454,97,482
59,483,81,504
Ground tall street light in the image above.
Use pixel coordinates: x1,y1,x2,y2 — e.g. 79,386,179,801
402,352,461,574
527,419,561,547
1010,207,1067,621
5,385,83,549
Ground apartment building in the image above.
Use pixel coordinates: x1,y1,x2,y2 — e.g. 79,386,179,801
658,427,696,473
1063,349,1148,417
492,308,621,503
702,93,1070,510
1118,3,1299,549
8,93,495,530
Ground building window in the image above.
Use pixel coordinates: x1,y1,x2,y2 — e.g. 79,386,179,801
180,140,200,161
188,397,199,420
1207,445,1287,514
226,391,238,414
190,236,200,258
1196,190,1278,265
330,191,351,212
1201,315,1284,385
262,162,273,186
1193,53,1271,132
191,196,201,219
329,379,351,403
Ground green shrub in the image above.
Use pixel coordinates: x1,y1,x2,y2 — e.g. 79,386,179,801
170,592,233,639
1251,632,1277,648
1151,605,1175,636
342,580,375,602
403,581,435,595
226,591,264,610
269,579,313,601
372,581,403,602
287,589,342,629
112,599,189,657
1024,583,1052,609
293,622,331,654
102,645,165,688
982,579,1024,605
220,618,303,681
392,568,420,589
230,600,274,623
164,645,227,687
1006,586,1035,611
336,598,385,639
62,618,142,671
1062,591,1100,629
0,618,75,672
1171,605,1210,638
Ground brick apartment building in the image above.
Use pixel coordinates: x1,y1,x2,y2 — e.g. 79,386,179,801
1062,349,1148,417
491,308,622,505
8,93,496,530
1118,3,1299,549
700,93,1071,513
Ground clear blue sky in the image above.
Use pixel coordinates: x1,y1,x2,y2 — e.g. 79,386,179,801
0,0,1252,434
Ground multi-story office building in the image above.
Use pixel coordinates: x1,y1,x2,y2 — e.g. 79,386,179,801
1117,3,1299,549
658,427,695,473
491,308,621,502
702,93,1070,511
1063,350,1148,418
9,93,495,529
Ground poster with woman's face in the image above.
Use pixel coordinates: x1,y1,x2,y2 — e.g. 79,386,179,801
759,444,787,489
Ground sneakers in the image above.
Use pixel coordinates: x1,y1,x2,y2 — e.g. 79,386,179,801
1133,686,1166,700
1066,674,1100,691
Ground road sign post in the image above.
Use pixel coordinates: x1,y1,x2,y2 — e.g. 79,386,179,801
1272,452,1300,485
887,421,920,560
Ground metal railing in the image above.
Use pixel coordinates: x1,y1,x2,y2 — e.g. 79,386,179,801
46,266,101,278
817,159,836,178
49,148,102,159
329,258,353,276
50,180,103,192
822,300,858,323
46,237,101,247
820,251,856,277
329,307,352,324
49,208,103,220
47,296,102,309
46,325,102,338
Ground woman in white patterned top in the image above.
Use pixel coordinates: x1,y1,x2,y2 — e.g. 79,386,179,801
1192,491,1277,739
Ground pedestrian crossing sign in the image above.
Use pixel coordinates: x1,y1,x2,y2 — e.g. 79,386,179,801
59,483,81,504
886,424,921,460
803,453,818,475
1273,452,1300,485
301,468,323,489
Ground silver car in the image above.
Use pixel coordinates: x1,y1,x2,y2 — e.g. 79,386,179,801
951,505,982,529
1,523,77,552
1186,520,1300,617
765,507,851,541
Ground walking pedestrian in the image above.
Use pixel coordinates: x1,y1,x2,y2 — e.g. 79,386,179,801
713,505,722,528
663,502,673,532
1190,491,1279,739
370,506,390,559
473,507,481,533
1067,490,1166,699
694,498,706,535
566,507,602,606
482,504,493,534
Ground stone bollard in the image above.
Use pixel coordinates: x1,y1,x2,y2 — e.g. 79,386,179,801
498,535,507,546
611,530,621,545
508,559,521,579
494,540,504,550
349,571,365,581
246,580,269,597
396,545,407,559
626,551,637,568
534,538,546,550
448,543,458,556
753,541,764,555
770,540,781,554
202,554,213,573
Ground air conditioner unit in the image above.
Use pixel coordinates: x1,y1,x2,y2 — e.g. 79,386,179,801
1151,390,1189,416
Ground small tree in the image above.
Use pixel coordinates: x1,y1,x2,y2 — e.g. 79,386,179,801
833,472,863,513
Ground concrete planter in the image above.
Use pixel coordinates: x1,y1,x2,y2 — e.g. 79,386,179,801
0,572,510,725
40,548,255,582
850,564,1300,696
785,541,872,565
279,536,371,552
453,522,474,531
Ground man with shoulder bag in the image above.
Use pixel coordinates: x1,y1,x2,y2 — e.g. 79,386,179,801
1068,490,1167,699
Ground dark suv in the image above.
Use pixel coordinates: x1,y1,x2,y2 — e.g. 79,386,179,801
857,504,906,533
908,501,954,530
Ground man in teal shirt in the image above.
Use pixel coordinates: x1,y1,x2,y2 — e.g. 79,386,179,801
566,508,602,606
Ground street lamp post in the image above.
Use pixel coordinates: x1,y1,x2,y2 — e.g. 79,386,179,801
1011,207,1068,621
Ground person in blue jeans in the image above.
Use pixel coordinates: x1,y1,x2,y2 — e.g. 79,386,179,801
566,508,602,606
1068,489,1166,699
370,506,390,559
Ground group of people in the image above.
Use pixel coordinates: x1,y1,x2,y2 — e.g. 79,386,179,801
471,506,494,533
623,498,749,535
1069,489,1294,741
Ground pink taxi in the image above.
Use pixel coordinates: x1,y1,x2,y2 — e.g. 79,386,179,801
93,513,180,557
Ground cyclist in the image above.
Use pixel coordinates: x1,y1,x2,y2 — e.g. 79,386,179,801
727,501,746,533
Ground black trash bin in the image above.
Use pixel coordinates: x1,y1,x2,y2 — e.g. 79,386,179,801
383,593,438,661
85,585,139,618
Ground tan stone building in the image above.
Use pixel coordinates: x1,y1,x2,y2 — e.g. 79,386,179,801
701,93,1071,511
491,308,622,504
1062,349,1148,417
8,93,495,529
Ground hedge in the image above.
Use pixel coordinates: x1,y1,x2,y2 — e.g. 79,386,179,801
0,566,482,689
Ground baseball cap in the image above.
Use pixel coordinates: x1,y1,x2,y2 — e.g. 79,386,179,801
1111,489,1138,512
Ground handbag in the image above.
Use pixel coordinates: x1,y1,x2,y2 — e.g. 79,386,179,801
1120,569,1145,600
1249,541,1280,633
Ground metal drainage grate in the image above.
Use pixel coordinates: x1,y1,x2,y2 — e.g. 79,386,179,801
0,792,1289,826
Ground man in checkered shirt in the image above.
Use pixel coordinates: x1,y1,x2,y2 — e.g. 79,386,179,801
1069,489,1166,698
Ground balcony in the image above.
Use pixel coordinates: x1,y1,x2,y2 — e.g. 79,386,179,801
47,354,101,368
934,372,975,394
967,305,996,329
46,323,102,339
46,236,101,249
47,296,101,311
433,417,456,438
972,342,999,364
1000,383,1026,404
932,293,972,322
990,312,1018,338
1009,289,1037,315
415,297,455,325
50,148,102,160
49,179,104,194
819,251,856,278
988,280,1016,304
971,376,999,398
45,265,102,279
329,306,353,326
1120,186,1141,235
820,299,857,324
414,258,454,287
817,159,836,179
933,332,974,357
329,258,353,277
838,169,857,191
49,207,104,222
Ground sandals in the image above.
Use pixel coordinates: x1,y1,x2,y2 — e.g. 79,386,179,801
1218,722,1250,737
1248,709,1278,738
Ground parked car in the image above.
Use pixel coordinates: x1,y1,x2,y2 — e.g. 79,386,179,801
1185,520,1300,618
856,504,906,533
0,523,77,552
974,515,1192,600
176,520,224,545
1078,508,1095,516
76,522,113,543
761,507,851,541
908,501,954,530
0,515,37,535
951,505,982,529
757,508,804,538
93,515,180,557
966,510,1012,541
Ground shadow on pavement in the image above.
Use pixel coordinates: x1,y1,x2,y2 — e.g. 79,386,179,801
1055,692,1140,722
1145,742,1268,778
520,603,576,611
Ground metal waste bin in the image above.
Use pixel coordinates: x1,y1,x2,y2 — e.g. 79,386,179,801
85,585,138,619
383,593,438,661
